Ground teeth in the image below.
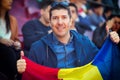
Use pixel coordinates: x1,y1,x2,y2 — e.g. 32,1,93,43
57,26,64,31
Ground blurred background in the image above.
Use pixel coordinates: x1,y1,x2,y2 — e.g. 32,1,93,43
10,0,120,42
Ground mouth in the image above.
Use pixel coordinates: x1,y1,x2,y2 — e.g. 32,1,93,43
57,26,65,32
8,4,12,7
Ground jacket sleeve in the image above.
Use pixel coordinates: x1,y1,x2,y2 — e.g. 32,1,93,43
75,33,99,66
84,37,99,63
28,40,46,65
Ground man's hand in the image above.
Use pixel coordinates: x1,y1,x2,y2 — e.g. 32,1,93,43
110,31,120,44
17,51,26,73
106,19,114,33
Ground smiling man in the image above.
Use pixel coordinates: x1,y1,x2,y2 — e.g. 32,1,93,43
17,2,99,73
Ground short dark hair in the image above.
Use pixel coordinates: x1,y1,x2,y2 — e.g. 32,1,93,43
69,3,78,15
50,2,71,19
39,1,53,9
108,14,120,20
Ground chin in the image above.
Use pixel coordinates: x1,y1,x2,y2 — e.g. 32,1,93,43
57,33,67,37
7,7,12,10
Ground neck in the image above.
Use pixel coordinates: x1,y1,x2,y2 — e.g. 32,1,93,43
55,32,71,44
39,17,49,26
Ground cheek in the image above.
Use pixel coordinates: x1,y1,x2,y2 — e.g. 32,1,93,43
2,3,11,10
50,20,57,26
45,12,49,16
112,25,120,31
50,22,56,29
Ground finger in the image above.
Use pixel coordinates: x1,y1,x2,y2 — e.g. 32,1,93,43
17,59,26,66
110,31,114,35
20,51,24,59
9,40,14,45
9,42,13,46
110,32,116,38
17,58,26,73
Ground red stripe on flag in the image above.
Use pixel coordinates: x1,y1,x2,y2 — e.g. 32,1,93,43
22,57,60,80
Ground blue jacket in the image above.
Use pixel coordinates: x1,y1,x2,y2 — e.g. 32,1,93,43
28,30,99,68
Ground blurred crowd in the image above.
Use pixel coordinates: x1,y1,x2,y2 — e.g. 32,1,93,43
10,0,120,48
0,0,120,80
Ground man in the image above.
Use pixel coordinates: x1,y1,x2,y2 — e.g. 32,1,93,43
109,15,120,80
17,2,99,73
109,14,120,49
88,1,105,28
93,14,120,49
69,3,91,34
22,1,53,55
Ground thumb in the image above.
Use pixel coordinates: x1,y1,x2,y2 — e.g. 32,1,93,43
20,51,24,59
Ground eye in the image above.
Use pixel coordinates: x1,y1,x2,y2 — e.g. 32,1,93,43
62,16,67,19
52,16,58,20
71,10,75,14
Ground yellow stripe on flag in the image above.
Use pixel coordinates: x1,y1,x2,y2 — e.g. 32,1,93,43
58,63,103,80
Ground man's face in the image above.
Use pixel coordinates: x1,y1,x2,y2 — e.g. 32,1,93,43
42,5,51,23
95,7,104,16
69,6,78,22
50,9,71,37
112,17,120,31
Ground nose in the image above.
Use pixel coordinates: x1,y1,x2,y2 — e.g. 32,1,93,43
57,18,63,25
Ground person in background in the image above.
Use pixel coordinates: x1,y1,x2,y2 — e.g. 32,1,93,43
103,6,113,21
93,14,120,49
0,0,21,79
109,14,120,80
109,14,120,49
22,1,53,56
70,0,93,31
87,1,105,28
110,31,120,48
17,1,99,73
69,3,88,34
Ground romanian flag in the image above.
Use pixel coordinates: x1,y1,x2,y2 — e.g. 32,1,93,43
22,37,120,80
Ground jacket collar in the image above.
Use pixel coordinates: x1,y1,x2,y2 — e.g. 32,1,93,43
41,30,84,47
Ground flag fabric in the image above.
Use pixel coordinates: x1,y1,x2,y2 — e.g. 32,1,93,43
22,37,120,80
22,56,59,80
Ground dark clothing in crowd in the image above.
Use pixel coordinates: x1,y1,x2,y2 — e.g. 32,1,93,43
75,22,92,35
0,43,20,80
22,19,51,54
92,23,107,49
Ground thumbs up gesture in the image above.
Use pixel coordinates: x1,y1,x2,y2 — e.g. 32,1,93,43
17,51,26,73
110,31,120,44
